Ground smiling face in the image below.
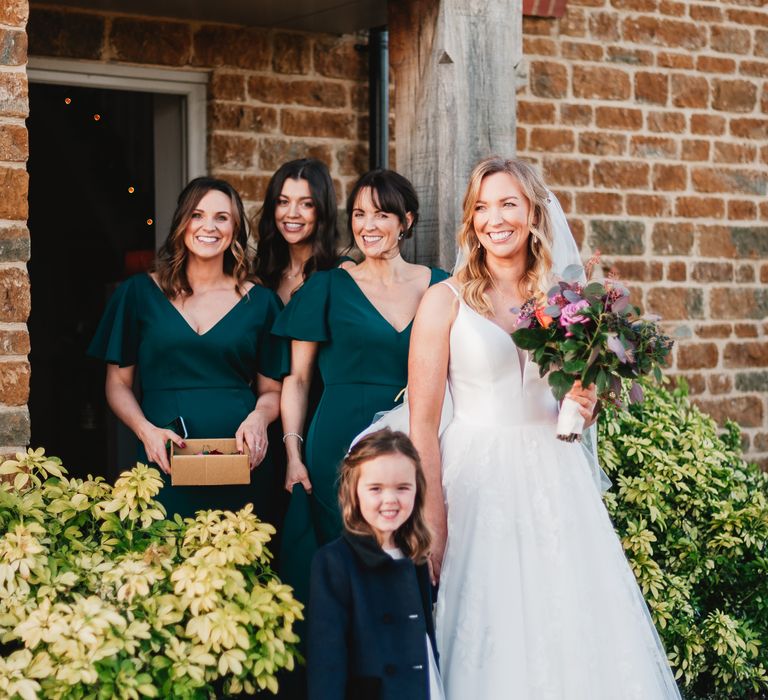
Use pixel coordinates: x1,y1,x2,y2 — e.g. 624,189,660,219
350,187,412,260
356,453,417,549
182,189,235,262
473,171,532,262
274,177,317,245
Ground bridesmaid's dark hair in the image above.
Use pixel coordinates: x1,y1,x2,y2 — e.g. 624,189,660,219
253,158,339,293
346,169,420,241
154,177,251,299
339,428,431,564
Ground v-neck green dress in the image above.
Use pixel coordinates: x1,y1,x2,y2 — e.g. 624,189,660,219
88,273,289,522
272,266,448,606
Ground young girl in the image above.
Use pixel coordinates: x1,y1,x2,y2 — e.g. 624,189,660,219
307,429,444,700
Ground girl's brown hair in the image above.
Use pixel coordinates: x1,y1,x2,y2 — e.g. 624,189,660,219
455,157,555,316
339,429,431,564
154,177,252,299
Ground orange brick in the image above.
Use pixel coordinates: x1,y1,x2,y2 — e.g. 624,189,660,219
696,55,736,74
530,60,568,99
714,142,757,164
630,136,677,159
710,26,751,55
647,111,686,133
626,194,671,217
576,192,623,215
652,164,687,191
635,72,668,105
622,16,706,51
690,113,726,135
713,79,758,113
728,200,758,220
675,196,725,219
579,132,626,156
573,65,630,100
681,139,710,162
671,73,709,108
542,157,591,187
529,128,575,152
517,100,557,124
593,160,649,189
595,106,642,130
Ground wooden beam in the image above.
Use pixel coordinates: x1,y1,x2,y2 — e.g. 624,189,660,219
389,0,522,269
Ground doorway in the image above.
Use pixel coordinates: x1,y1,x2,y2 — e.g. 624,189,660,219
26,61,206,480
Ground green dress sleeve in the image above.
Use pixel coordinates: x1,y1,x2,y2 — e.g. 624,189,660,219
259,291,291,381
433,268,450,283
87,275,140,367
272,270,332,342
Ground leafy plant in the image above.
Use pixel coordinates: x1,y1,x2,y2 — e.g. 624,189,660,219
600,379,768,699
0,452,303,699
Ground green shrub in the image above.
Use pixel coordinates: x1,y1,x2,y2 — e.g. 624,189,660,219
600,380,768,700
0,453,303,699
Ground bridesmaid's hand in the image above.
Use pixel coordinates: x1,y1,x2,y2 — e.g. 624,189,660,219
236,413,268,469
285,457,313,494
565,380,599,424
138,422,185,475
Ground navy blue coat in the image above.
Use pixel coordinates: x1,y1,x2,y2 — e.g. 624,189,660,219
307,531,438,700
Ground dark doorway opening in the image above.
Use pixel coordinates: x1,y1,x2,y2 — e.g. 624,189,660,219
27,83,159,480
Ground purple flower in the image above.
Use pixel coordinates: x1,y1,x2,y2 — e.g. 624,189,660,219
559,300,590,328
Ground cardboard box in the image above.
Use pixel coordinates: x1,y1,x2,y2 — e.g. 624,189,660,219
170,438,250,486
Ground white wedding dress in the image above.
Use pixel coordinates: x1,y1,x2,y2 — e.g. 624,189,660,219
434,281,681,700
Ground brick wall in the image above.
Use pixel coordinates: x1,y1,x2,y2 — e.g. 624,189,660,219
517,0,768,467
0,0,31,457
28,6,370,216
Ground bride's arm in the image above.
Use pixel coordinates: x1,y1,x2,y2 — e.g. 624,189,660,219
408,283,458,584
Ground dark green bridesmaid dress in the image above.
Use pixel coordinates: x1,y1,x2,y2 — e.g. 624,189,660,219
272,266,449,606
88,273,289,523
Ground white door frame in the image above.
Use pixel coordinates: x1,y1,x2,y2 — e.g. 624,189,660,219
27,57,207,182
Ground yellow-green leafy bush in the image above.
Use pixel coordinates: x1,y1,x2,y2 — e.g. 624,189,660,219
0,452,303,699
600,380,768,699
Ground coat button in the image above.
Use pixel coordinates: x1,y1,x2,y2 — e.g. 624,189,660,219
382,613,393,624
384,664,397,676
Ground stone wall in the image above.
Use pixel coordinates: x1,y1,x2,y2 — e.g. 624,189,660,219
27,6,371,214
517,0,768,466
0,0,31,457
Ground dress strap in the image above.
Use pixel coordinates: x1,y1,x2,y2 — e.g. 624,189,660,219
440,280,460,299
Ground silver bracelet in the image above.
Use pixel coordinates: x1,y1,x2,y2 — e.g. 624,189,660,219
282,432,304,444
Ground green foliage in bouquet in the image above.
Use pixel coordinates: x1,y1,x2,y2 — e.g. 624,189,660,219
600,380,768,699
512,264,674,404
0,451,303,700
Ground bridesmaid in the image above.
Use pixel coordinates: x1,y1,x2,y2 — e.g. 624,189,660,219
253,158,347,306
88,177,288,522
273,169,448,608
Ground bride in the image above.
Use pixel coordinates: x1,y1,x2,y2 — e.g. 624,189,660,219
407,157,681,699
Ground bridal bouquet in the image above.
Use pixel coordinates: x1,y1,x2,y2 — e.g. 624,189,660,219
512,257,673,442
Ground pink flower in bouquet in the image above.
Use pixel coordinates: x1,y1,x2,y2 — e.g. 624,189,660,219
559,300,590,328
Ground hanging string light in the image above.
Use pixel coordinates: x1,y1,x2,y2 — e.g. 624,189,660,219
128,186,135,194
146,219,154,226
64,97,72,105
93,114,101,121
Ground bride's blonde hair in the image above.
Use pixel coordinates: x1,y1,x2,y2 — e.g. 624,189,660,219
455,157,555,317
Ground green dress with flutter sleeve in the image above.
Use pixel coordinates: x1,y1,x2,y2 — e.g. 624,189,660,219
272,266,449,606
88,272,289,522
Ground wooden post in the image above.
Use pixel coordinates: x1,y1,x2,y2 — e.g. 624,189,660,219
389,0,522,269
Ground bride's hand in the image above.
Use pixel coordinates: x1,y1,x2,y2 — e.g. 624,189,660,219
565,380,599,424
427,519,448,585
